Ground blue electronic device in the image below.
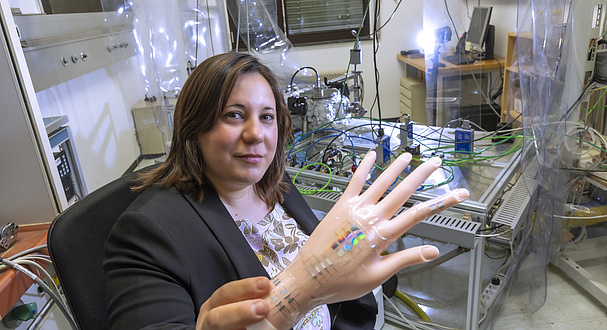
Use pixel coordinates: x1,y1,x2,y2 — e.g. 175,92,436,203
407,121,413,140
380,135,391,164
400,114,413,149
455,127,474,154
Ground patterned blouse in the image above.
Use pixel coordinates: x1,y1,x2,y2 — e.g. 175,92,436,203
235,204,331,329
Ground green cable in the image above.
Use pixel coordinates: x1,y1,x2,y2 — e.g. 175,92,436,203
586,88,607,118
419,164,455,190
563,132,607,154
443,136,523,165
340,153,359,170
293,163,334,195
330,1,371,122
582,104,607,112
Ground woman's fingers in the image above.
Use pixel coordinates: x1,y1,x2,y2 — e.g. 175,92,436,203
363,153,413,203
197,277,271,330
377,157,443,217
199,299,269,330
341,151,377,199
379,188,470,239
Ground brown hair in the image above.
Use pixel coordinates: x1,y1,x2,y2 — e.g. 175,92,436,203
133,52,292,205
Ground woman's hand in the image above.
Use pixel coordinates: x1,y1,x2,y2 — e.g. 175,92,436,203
197,277,271,330
259,151,469,329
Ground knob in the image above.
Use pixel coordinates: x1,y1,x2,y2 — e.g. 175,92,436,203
80,52,88,61
71,55,78,63
61,57,68,66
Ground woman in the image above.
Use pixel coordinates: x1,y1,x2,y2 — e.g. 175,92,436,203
104,52,468,330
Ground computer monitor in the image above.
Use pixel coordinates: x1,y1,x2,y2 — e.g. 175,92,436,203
466,6,493,50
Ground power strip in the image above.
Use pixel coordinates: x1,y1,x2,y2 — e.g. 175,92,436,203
481,277,502,310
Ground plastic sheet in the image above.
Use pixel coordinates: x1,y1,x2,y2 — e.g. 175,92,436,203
101,0,229,154
422,0,497,128
483,1,600,328
225,0,306,85
226,1,367,133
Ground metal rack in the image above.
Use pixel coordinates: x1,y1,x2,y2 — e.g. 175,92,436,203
287,121,524,329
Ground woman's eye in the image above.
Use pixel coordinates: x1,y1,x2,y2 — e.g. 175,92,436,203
226,112,243,119
261,113,275,121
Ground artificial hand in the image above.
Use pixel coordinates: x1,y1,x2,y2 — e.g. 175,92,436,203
251,151,470,329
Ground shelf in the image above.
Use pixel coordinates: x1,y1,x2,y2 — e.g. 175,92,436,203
0,223,50,317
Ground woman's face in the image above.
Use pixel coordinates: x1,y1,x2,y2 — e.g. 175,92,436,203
198,72,278,192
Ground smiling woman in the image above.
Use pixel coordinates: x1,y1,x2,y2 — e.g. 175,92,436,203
197,73,278,206
129,52,292,204
103,52,468,330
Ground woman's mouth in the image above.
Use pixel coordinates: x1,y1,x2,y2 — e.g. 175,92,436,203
237,154,264,164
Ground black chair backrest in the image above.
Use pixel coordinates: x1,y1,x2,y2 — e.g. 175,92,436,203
48,166,153,330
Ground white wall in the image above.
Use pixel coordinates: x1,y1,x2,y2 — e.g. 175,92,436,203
35,58,143,193
292,0,518,120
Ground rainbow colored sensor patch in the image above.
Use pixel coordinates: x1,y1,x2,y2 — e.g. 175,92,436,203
331,225,366,257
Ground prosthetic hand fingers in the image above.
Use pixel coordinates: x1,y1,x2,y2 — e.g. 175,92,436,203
408,188,469,221
342,151,376,199
363,152,412,202
378,245,441,275
378,157,443,216
380,188,470,240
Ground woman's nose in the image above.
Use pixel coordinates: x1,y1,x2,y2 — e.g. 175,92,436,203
242,118,264,143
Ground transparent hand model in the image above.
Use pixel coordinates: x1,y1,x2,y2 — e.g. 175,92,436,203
251,151,470,329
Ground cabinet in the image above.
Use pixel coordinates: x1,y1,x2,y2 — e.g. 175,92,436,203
399,77,426,123
131,101,166,155
1,4,143,225
501,32,532,127
0,5,66,224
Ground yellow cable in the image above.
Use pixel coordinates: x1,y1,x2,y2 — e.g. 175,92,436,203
394,290,431,322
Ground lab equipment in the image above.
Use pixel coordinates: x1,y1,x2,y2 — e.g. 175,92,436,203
466,6,493,59
0,222,18,251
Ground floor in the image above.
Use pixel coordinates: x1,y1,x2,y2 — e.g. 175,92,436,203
132,158,607,330
381,236,607,330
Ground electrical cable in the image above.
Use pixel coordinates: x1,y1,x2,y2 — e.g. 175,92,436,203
0,257,78,330
443,0,460,38
477,224,505,232
235,0,241,51
287,128,356,165
11,259,61,297
292,163,334,194
372,0,382,136
328,0,371,123
289,66,319,93
383,293,421,330
6,244,48,260
195,0,200,65
320,120,399,166
475,230,510,238
394,290,431,322
443,0,502,119
554,213,607,220
204,0,215,56
565,81,596,119
290,119,521,193
376,0,403,32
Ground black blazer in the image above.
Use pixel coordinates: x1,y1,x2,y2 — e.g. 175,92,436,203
103,180,377,329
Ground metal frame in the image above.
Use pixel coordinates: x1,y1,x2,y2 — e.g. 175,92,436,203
552,236,607,307
288,124,523,329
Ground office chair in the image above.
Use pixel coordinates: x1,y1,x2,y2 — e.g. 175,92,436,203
48,164,157,330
